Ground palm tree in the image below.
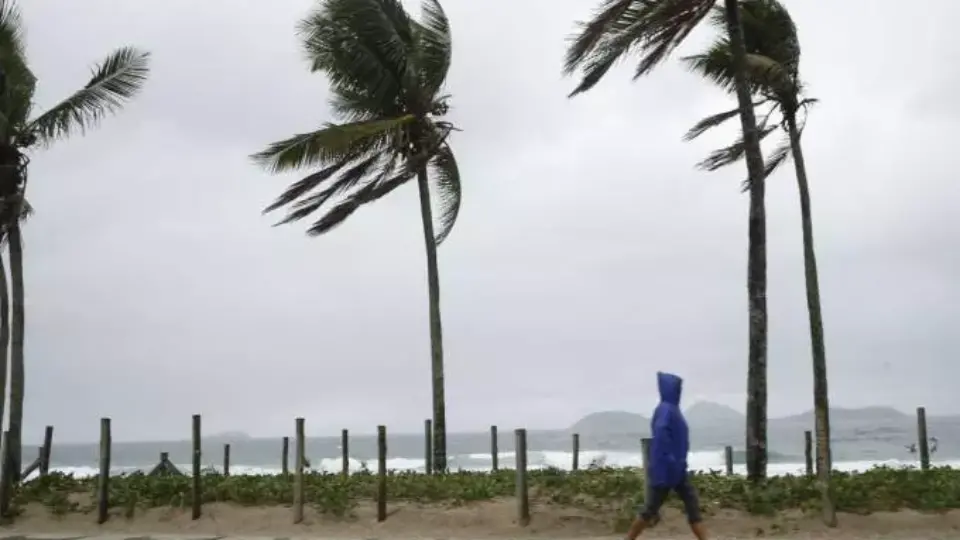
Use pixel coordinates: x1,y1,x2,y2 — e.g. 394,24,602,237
681,0,835,524
564,0,770,479
252,0,461,473
0,0,150,479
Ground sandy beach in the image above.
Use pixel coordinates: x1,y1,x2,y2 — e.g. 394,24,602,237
5,499,959,539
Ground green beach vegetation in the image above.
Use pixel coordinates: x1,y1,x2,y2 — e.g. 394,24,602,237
11,467,960,530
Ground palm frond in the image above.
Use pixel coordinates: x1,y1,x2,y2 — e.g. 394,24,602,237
271,152,389,226
0,0,35,136
299,0,417,112
563,0,636,76
305,166,414,236
429,142,459,245
692,0,800,99
681,38,737,92
739,134,791,191
26,47,150,144
0,0,24,58
252,115,415,173
413,0,452,99
565,0,715,96
696,123,777,171
684,106,738,142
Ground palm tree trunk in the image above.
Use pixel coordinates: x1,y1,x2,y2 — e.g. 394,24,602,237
7,222,23,482
0,253,9,437
415,166,447,473
723,0,769,482
785,111,836,525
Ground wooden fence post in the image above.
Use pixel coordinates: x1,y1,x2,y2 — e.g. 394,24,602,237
293,418,305,523
377,425,387,522
490,425,498,471
724,446,733,475
223,444,230,476
641,438,653,505
97,418,111,524
572,433,580,471
424,419,433,475
917,407,930,471
40,425,53,477
804,430,813,476
515,428,530,526
191,414,201,520
0,431,10,518
341,429,350,476
282,436,290,476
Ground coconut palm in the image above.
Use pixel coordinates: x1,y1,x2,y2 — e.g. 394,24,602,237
681,0,835,523
563,0,771,479
252,0,461,473
0,0,150,479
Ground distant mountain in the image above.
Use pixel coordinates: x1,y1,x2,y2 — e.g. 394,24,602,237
777,406,910,424
570,411,647,434
568,405,919,435
685,401,744,426
207,431,252,441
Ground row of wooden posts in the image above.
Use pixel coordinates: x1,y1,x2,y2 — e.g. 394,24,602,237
0,406,939,525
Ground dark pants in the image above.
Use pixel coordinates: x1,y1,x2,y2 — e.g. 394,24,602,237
639,477,702,524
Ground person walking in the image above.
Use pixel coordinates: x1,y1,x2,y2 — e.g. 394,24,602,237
625,372,709,540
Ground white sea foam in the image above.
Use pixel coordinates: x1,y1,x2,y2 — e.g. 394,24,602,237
29,449,960,479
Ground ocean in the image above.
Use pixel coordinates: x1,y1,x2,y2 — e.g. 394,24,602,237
28,413,960,479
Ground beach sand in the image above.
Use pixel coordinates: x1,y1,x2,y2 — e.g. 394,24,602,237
5,499,960,539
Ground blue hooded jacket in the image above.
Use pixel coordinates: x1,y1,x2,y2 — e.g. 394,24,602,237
649,371,689,487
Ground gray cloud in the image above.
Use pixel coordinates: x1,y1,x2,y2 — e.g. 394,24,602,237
18,0,960,442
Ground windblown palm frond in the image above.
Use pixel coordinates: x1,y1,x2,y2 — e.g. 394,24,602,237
252,115,416,173
256,0,460,244
684,0,811,185
26,47,150,144
0,0,35,138
413,0,452,99
429,142,459,244
563,0,716,96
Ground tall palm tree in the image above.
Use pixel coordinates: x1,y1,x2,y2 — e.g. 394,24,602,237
0,0,150,479
252,0,461,473
563,0,770,479
681,0,835,524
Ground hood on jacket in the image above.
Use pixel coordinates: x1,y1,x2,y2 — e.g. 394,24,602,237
657,371,683,406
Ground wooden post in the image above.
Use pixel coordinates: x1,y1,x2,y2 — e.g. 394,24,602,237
572,433,580,471
917,407,930,471
490,425,499,471
223,444,231,476
282,436,290,476
377,425,387,522
292,418,305,524
341,429,350,476
724,445,734,475
641,438,653,506
40,425,53,477
0,431,10,517
191,414,201,520
97,418,111,524
804,430,813,476
515,428,530,526
424,419,433,475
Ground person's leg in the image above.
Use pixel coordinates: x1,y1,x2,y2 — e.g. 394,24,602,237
676,478,708,540
625,487,667,540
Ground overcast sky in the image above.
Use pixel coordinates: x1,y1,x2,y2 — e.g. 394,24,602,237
18,0,959,442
